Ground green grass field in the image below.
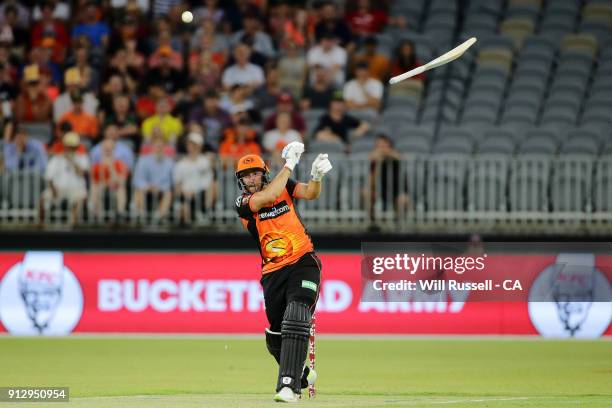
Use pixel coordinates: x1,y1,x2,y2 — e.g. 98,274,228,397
1,337,611,407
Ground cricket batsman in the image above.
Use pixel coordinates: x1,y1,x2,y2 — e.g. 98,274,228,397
235,142,332,402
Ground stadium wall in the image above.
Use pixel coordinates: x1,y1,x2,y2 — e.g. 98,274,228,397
0,250,610,338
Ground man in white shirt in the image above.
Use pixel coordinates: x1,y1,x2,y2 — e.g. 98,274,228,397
53,67,99,122
173,132,215,223
263,111,303,154
222,43,265,92
343,61,383,114
307,32,347,87
43,131,89,225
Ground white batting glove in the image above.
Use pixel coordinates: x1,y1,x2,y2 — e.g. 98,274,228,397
281,141,305,171
310,153,333,181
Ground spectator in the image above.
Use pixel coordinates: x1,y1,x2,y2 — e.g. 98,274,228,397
43,131,89,225
188,47,221,93
277,39,307,98
219,117,261,165
0,2,29,28
135,83,166,120
351,36,390,82
70,43,100,92
53,67,99,122
193,0,224,25
30,2,69,63
315,1,353,47
220,84,254,117
0,4,29,51
221,42,265,91
391,39,424,81
108,39,144,84
346,0,405,37
141,98,183,144
32,0,71,21
14,65,52,124
365,133,410,221
71,1,110,50
263,111,303,154
57,89,99,141
98,74,126,123
301,64,336,110
139,126,176,157
90,137,129,219
2,125,47,173
145,46,185,96
174,81,204,125
230,13,275,59
264,92,306,134
343,61,383,114
148,44,182,71
103,94,139,150
90,124,135,171
307,32,347,87
132,133,174,221
191,17,230,60
189,89,232,150
252,65,284,111
173,132,215,223
314,92,369,144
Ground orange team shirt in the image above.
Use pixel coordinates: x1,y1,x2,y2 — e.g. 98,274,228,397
219,139,261,160
236,178,314,275
91,160,129,186
58,111,99,139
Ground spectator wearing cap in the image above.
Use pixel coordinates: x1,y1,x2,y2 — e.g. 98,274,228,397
301,64,336,110
53,67,99,122
145,46,185,96
173,131,215,223
343,61,383,114
221,42,265,92
230,13,276,59
43,131,90,225
219,117,261,165
315,2,353,47
351,36,390,82
307,31,347,87
314,91,369,144
3,125,48,173
71,1,110,49
90,136,129,220
263,92,306,134
132,132,175,221
189,90,232,150
30,2,69,63
263,111,303,154
90,124,135,171
141,97,183,145
148,45,183,71
57,89,99,141
15,65,52,123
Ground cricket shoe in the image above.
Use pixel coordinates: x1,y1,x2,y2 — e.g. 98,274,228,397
274,387,300,403
300,366,317,389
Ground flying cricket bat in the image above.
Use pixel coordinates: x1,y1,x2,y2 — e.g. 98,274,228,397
389,37,478,85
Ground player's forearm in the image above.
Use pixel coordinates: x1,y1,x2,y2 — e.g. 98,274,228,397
261,167,292,202
305,179,322,199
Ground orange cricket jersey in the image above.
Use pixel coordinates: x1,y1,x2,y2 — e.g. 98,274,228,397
236,178,314,275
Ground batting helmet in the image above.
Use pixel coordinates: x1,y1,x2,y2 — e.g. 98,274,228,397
235,154,270,192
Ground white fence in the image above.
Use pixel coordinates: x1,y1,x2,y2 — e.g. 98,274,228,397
2,154,612,234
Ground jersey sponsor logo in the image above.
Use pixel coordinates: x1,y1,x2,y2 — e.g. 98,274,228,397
258,201,290,220
261,232,294,264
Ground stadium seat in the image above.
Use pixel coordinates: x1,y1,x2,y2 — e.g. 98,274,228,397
426,154,469,211
551,155,594,212
478,135,515,154
467,154,510,212
519,134,558,154
560,137,599,155
509,155,552,212
395,135,431,154
593,157,612,211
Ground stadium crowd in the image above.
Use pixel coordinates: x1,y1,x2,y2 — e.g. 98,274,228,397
0,0,420,224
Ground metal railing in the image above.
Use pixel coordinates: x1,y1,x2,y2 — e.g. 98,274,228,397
2,154,612,234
